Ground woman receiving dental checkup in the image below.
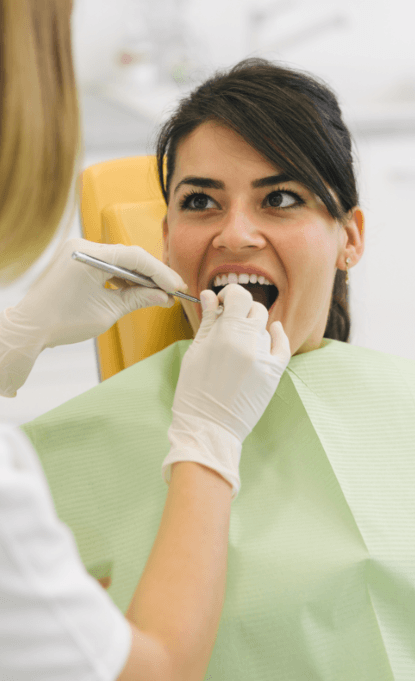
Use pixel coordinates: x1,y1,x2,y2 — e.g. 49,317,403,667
1,1,290,679
0,3,289,681
1,4,415,681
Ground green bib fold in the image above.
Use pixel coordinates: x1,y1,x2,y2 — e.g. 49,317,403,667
20,338,415,680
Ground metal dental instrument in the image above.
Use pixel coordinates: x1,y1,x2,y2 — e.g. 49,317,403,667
72,251,201,302
72,251,204,303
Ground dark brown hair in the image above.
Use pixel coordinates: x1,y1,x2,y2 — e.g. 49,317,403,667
156,58,359,342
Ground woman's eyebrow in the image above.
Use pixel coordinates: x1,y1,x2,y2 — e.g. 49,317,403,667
173,176,224,195
173,173,293,196
252,173,292,188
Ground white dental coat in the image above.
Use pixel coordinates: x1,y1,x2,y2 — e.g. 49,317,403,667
0,423,132,680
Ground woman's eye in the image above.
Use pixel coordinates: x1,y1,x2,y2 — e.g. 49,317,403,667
265,190,303,209
179,192,217,211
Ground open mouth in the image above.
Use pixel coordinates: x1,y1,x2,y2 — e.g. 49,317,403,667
210,282,279,311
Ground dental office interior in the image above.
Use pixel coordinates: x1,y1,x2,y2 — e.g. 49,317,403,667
1,0,414,427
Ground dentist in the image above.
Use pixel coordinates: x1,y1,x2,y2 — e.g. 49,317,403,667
0,1,291,680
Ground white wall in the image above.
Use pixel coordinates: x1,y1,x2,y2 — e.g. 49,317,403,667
72,0,415,106
349,134,415,359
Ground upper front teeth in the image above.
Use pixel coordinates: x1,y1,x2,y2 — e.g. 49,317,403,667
213,273,273,287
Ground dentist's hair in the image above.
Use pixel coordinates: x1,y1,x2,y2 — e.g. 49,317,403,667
0,0,82,285
156,58,360,343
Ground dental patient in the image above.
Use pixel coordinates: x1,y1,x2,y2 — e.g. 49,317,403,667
21,58,415,681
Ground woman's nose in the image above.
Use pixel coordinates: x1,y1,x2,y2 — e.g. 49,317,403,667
213,209,265,248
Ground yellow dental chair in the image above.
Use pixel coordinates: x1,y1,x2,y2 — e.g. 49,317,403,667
79,155,194,382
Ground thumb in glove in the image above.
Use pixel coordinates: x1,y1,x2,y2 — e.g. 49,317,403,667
192,290,224,341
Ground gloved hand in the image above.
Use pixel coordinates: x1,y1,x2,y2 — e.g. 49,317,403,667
0,237,188,397
162,283,291,500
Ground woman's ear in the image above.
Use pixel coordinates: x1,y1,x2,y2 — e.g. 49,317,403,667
351,207,365,262
343,207,365,264
353,207,365,240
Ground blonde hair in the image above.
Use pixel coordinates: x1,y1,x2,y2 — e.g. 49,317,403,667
0,0,83,286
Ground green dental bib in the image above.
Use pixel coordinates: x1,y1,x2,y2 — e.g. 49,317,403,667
20,338,415,680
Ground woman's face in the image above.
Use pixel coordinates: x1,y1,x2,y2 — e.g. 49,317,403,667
162,121,364,356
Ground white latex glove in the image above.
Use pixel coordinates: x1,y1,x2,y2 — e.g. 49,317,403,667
162,283,291,499
0,238,188,397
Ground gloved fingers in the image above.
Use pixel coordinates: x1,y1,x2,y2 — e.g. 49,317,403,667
193,286,270,352
94,241,189,295
92,271,177,313
269,321,292,363
216,285,289,365
67,238,188,295
192,289,222,344
217,283,253,318
218,284,269,327
246,300,269,325
197,285,269,341
115,285,175,310
200,289,221,313
106,276,136,289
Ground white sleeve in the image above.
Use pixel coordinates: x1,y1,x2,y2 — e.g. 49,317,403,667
0,423,132,681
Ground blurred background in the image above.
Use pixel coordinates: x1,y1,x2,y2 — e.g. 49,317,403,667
1,0,415,425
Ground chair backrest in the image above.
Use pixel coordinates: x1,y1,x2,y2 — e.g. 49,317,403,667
80,155,193,382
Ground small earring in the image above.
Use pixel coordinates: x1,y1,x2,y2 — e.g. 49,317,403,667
345,257,351,285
